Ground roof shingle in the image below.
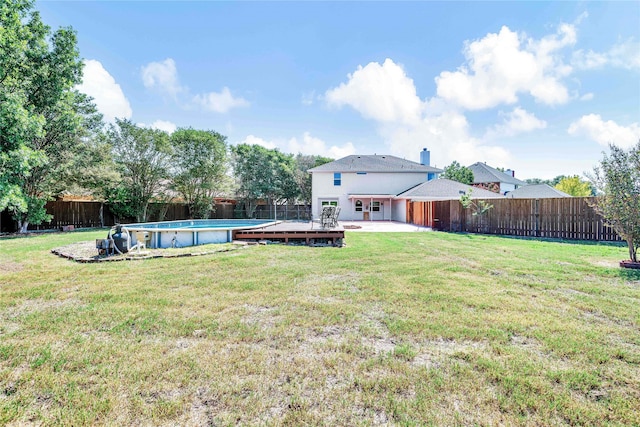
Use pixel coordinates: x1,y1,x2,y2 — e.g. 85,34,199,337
506,184,571,198
468,162,526,186
396,178,505,200
308,155,442,173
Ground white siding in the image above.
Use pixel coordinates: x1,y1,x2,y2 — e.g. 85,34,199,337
392,199,407,222
312,172,428,221
499,183,516,194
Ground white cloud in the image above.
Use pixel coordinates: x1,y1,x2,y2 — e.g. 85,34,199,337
381,111,511,169
76,59,132,123
323,57,514,168
568,114,640,148
579,92,594,101
301,90,316,106
571,50,608,69
150,120,177,134
572,39,640,71
193,87,250,113
288,132,356,159
138,120,177,134
141,58,249,113
240,135,277,149
239,133,355,159
141,58,184,98
435,24,575,109
325,58,423,124
486,107,547,138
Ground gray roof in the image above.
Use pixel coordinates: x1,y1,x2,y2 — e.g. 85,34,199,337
396,178,505,200
506,184,571,199
308,155,442,173
468,162,526,186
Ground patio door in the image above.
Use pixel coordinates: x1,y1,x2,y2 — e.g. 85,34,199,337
371,201,384,220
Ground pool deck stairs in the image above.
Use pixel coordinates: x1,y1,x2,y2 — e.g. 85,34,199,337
232,221,344,245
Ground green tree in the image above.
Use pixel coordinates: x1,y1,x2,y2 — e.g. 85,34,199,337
1,0,86,231
231,144,299,218
293,154,333,205
589,142,640,262
107,119,172,222
525,178,550,185
460,189,493,233
442,161,474,185
555,175,593,197
171,128,229,219
549,175,567,187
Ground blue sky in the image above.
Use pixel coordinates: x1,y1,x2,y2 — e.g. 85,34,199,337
37,1,640,179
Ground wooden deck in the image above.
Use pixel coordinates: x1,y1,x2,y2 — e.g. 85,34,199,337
232,221,344,245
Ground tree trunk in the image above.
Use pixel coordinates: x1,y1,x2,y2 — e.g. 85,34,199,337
19,220,29,233
628,237,637,262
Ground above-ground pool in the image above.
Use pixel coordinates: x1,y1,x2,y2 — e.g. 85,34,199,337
123,219,277,249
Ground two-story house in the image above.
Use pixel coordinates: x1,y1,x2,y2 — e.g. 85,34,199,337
308,149,442,221
468,162,526,194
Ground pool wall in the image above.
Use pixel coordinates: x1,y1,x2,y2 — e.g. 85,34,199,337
122,219,277,249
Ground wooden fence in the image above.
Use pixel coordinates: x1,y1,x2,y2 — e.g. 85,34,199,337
0,200,309,232
408,197,621,242
1,200,236,232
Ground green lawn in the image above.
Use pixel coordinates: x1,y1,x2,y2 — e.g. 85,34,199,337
1,230,639,426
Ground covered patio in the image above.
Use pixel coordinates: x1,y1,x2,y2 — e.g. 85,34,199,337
347,194,395,221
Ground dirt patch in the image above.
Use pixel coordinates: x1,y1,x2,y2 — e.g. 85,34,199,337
591,259,620,268
0,321,21,335
187,387,218,426
582,310,635,328
241,305,281,330
554,288,592,298
0,260,24,273
4,298,83,318
51,241,246,263
295,273,360,288
362,336,397,354
410,338,489,368
510,334,547,358
306,325,351,345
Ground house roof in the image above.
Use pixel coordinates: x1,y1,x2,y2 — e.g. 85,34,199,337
308,155,443,173
468,162,526,186
396,178,505,200
505,184,571,198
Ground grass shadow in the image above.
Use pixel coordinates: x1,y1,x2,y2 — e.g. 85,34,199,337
617,268,640,280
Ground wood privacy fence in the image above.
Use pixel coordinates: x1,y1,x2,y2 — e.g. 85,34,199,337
1,201,236,232
407,197,621,242
0,201,310,232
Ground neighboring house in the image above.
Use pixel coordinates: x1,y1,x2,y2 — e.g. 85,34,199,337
308,150,442,221
505,184,571,198
468,162,526,194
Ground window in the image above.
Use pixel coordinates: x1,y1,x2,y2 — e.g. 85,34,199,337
372,201,380,212
333,172,341,186
322,201,338,207
355,200,363,212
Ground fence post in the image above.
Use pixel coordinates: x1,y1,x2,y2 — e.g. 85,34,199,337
535,199,540,237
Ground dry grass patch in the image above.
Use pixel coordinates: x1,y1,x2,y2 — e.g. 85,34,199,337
0,230,639,425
